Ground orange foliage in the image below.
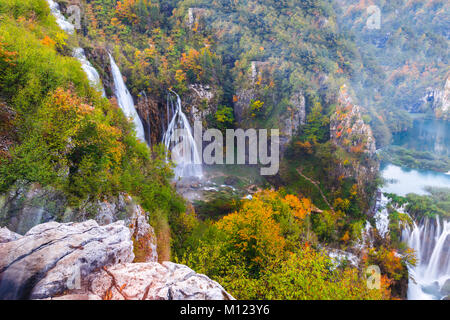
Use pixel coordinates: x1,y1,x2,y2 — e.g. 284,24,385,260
41,36,55,47
0,37,17,66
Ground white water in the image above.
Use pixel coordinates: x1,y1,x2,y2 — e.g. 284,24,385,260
46,1,106,97
109,54,146,143
46,0,75,34
162,91,203,179
72,48,106,97
402,218,449,300
374,194,390,238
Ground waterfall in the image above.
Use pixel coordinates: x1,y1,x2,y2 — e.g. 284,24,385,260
374,194,390,238
46,1,106,97
72,48,106,97
46,0,75,34
402,217,449,300
162,91,203,179
109,54,146,143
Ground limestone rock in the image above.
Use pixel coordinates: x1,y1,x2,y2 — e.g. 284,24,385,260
0,227,21,243
187,84,216,124
280,90,306,151
89,194,158,263
0,185,157,263
87,262,234,300
0,182,67,235
0,220,134,300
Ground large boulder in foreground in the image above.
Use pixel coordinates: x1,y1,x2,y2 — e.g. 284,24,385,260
0,184,158,263
85,262,234,300
0,220,134,300
0,227,20,243
0,221,234,300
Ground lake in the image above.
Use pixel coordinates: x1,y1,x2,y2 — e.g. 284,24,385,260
381,118,450,195
392,118,450,157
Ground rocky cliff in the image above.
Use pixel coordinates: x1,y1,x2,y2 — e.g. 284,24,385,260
330,85,379,202
421,77,450,120
234,61,306,151
0,219,233,300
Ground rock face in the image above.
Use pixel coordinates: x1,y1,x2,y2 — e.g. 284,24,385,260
0,227,20,243
0,182,67,235
85,262,234,300
136,91,160,146
186,84,217,125
430,77,449,120
0,220,134,300
0,221,234,300
186,8,208,30
0,185,157,263
415,77,450,119
331,85,377,156
73,193,158,263
234,61,270,124
280,90,306,152
329,85,379,205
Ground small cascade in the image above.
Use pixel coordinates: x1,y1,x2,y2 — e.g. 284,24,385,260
109,54,146,143
46,0,75,34
72,48,106,97
46,1,106,97
162,91,203,179
402,217,450,300
374,194,390,238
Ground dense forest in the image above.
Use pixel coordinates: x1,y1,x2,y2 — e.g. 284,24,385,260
0,0,448,301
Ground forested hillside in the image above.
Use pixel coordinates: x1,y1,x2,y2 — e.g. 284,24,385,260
334,0,449,145
2,0,447,301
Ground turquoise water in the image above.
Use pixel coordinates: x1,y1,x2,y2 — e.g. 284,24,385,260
392,118,450,157
382,118,450,195
381,163,450,196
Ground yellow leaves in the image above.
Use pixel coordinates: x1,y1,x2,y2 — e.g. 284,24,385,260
53,32,67,49
175,69,186,84
111,17,120,27
216,194,286,266
282,194,312,220
341,231,350,242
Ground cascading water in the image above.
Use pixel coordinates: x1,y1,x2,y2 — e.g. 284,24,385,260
72,48,106,97
162,91,203,179
109,54,146,143
374,194,390,238
402,217,449,300
46,1,106,97
46,0,75,34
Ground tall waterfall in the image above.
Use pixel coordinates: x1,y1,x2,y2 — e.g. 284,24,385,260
109,54,146,143
46,0,75,34
402,217,449,300
72,48,106,97
163,91,203,179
